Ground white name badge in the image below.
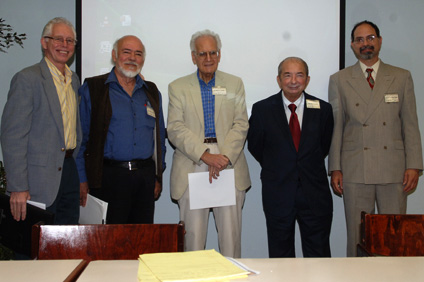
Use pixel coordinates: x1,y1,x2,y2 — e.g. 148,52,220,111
385,94,399,103
212,86,227,95
146,106,156,118
306,99,320,109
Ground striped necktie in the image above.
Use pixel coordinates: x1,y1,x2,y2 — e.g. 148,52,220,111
366,68,375,89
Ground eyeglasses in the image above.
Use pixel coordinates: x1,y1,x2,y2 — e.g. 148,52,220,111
353,35,376,44
195,50,219,59
44,36,77,46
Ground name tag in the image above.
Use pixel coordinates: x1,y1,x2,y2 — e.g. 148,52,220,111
385,94,399,103
212,86,227,95
306,99,320,109
146,106,156,118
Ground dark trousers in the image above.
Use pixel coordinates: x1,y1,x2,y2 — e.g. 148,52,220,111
91,159,155,224
46,157,80,225
265,183,332,258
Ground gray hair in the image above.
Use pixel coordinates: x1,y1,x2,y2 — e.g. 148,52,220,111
278,57,309,76
190,29,222,52
113,35,146,59
41,17,76,39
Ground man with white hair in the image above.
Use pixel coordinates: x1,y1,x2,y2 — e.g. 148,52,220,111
76,35,166,224
167,29,251,258
1,17,82,224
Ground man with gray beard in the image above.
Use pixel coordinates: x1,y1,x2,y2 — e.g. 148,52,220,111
76,35,166,224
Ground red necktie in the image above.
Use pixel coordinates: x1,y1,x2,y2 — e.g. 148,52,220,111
288,104,301,152
366,68,375,89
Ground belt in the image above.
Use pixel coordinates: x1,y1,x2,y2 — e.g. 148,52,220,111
103,158,153,170
204,137,218,143
65,149,74,158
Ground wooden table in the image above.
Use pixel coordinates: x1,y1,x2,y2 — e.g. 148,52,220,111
0,259,86,282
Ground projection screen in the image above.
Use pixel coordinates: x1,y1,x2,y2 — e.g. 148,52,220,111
79,0,340,116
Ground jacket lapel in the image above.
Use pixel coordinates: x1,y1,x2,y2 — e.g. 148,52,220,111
214,71,224,125
347,62,373,105
270,92,294,149
39,59,65,143
365,61,393,121
187,72,205,129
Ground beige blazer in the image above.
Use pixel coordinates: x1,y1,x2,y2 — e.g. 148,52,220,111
167,70,251,200
328,61,423,184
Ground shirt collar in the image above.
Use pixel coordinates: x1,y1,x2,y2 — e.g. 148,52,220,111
359,59,380,76
196,69,216,86
282,92,304,109
44,57,72,81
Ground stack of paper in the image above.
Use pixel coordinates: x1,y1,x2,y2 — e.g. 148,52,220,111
138,249,249,282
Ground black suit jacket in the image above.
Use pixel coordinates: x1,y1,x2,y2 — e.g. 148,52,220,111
248,92,333,217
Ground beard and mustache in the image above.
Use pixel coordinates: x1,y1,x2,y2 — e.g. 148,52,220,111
116,61,142,78
358,45,376,60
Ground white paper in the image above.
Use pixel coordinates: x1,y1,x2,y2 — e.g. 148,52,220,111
27,200,46,210
225,257,261,275
188,169,236,210
79,194,108,224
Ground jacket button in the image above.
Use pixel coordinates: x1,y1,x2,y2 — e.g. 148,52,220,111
58,167,62,171
61,148,65,152
384,146,387,149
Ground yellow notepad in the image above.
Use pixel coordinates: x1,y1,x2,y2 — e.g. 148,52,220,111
138,249,249,282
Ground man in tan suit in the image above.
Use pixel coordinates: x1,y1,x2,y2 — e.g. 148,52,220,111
328,20,423,256
167,29,250,258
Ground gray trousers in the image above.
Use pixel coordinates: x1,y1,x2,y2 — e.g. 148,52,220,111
343,182,407,257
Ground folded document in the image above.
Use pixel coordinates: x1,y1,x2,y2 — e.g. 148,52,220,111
79,194,108,224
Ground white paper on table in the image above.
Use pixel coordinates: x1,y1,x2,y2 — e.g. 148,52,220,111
188,169,236,210
79,194,108,224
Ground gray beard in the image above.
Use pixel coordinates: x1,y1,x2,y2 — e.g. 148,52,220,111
359,52,375,60
116,64,141,78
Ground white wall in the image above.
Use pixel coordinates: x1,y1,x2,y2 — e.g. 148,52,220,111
1,0,423,258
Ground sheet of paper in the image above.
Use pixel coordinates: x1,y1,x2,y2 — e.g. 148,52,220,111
79,194,108,224
27,200,46,210
138,249,249,282
188,169,236,210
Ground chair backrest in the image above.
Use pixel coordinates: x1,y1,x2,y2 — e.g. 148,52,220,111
360,212,424,256
32,222,184,260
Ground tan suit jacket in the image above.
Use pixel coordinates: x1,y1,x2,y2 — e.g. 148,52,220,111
167,70,251,200
328,61,423,184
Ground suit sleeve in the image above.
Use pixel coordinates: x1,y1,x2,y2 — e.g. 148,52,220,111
157,91,167,171
167,82,208,164
321,103,334,158
219,78,249,165
400,72,423,170
75,82,92,183
328,74,344,173
0,71,34,192
247,103,264,164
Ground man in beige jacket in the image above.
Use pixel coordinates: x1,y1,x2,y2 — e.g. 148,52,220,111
167,29,250,258
328,20,423,256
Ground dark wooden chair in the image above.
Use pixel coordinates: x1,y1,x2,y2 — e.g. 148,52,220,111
31,222,185,261
357,212,424,256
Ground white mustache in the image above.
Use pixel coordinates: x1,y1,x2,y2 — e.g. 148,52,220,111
124,61,138,66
